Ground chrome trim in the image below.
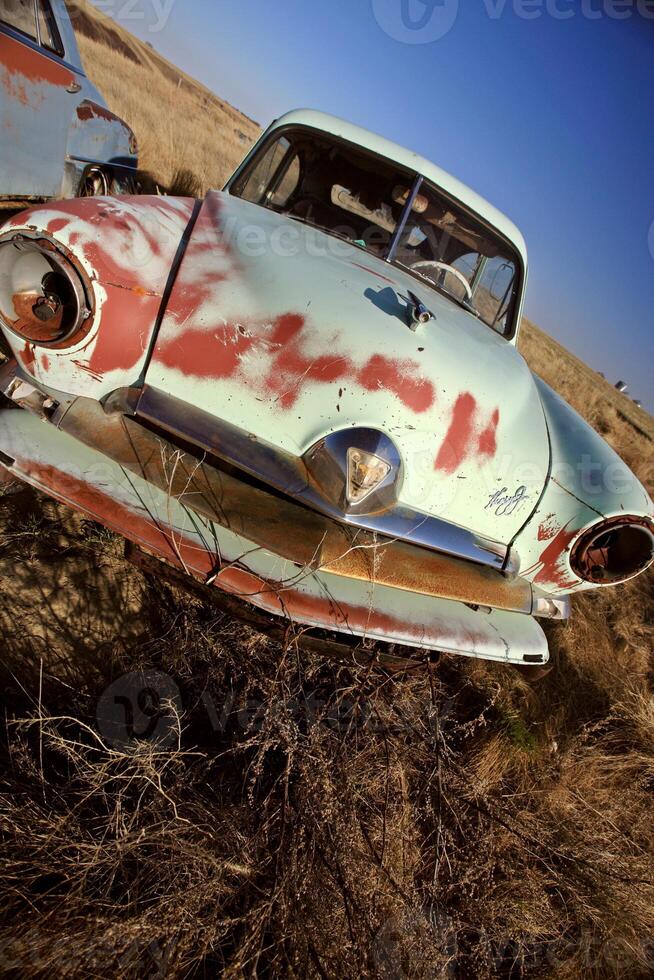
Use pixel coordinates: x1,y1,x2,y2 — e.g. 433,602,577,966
386,174,424,264
532,592,570,621
304,427,402,516
133,385,511,572
407,290,434,328
67,155,138,173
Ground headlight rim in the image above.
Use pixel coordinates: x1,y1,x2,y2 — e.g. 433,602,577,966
570,514,654,586
0,230,94,350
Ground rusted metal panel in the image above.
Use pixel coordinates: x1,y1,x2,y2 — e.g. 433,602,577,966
135,385,512,572
0,30,77,197
66,99,138,174
145,191,551,547
1,0,136,201
0,405,549,665
515,378,654,594
53,394,534,614
1,197,197,393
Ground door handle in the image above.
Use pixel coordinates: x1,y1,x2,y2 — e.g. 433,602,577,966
66,81,82,94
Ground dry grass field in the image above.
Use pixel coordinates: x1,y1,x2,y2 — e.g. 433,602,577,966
0,2,653,976
66,0,261,191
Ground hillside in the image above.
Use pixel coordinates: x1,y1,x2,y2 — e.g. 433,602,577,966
65,0,261,190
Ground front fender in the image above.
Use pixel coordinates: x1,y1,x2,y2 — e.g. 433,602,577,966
513,375,654,594
64,99,138,196
0,196,197,398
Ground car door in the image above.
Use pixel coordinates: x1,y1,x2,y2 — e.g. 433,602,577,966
0,0,84,199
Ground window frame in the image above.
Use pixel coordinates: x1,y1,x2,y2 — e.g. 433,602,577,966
0,0,64,57
226,123,525,341
35,0,64,56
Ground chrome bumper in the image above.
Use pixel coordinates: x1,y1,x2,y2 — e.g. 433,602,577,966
0,402,551,666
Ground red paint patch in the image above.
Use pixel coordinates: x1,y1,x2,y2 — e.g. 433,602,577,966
47,217,71,235
357,354,434,413
435,396,501,473
19,343,36,376
533,522,580,590
478,408,500,459
76,101,121,124
435,392,477,473
0,34,75,89
537,514,559,541
155,309,436,413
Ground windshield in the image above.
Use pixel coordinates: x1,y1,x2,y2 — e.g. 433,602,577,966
229,127,521,337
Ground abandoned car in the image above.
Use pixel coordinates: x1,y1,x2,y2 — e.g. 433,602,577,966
0,0,137,205
0,109,652,668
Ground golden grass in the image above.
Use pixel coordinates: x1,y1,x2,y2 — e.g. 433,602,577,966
67,0,260,192
0,4,652,977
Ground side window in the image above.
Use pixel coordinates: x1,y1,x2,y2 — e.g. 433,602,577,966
473,256,516,333
36,0,63,54
0,0,63,55
270,154,300,208
236,137,295,206
0,0,38,38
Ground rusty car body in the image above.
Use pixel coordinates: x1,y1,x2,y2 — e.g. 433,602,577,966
0,0,137,206
0,109,652,668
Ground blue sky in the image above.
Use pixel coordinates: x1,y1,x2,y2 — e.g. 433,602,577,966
105,0,654,410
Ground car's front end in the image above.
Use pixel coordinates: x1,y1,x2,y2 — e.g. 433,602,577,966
0,111,652,668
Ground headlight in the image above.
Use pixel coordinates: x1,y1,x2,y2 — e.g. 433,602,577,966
570,516,654,585
304,428,402,515
0,235,91,345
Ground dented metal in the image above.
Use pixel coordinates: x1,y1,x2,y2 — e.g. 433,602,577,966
0,109,651,665
0,406,549,665
0,0,137,202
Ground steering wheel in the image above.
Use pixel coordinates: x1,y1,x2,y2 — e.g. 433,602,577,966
409,260,473,301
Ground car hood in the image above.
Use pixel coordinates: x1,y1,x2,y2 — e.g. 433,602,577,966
146,191,550,545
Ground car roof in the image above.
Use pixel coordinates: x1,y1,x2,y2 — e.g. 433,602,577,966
266,108,528,267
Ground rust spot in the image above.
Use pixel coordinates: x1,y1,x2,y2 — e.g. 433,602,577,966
0,34,75,91
9,290,63,342
76,100,120,124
